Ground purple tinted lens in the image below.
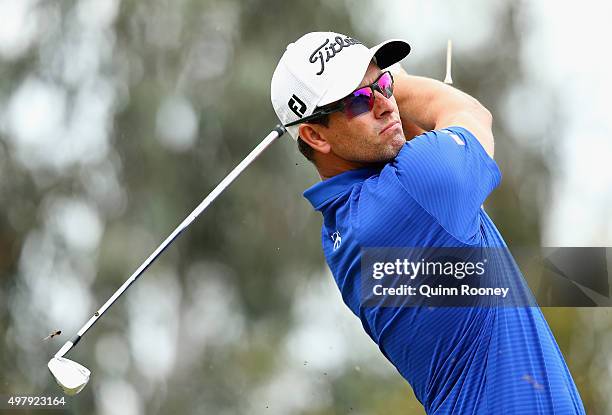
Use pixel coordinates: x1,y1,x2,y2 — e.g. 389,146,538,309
377,72,393,98
345,88,373,117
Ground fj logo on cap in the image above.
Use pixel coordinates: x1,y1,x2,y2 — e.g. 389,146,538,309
309,36,362,75
288,94,307,117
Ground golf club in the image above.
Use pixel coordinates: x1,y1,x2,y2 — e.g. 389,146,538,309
48,125,286,395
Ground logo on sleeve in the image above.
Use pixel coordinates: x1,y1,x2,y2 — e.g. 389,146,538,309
331,231,342,251
442,129,465,146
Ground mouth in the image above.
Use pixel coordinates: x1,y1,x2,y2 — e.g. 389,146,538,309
380,121,401,135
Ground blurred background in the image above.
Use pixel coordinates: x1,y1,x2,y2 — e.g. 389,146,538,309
1,0,611,414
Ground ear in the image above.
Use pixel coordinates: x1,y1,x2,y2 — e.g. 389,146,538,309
298,124,332,154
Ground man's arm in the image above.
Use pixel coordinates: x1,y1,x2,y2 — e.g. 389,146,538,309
392,67,495,158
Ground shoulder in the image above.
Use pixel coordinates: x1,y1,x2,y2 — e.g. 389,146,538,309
392,126,501,187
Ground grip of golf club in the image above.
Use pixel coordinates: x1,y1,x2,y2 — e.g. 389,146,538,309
273,124,286,136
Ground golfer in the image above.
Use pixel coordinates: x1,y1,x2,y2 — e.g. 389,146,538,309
270,32,586,414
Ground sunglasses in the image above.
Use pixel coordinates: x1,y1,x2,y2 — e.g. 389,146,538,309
285,71,394,127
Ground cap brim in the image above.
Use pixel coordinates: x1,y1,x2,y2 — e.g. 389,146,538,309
318,39,411,106
372,39,411,69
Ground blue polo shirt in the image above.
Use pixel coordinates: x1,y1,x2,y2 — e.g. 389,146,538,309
304,127,585,414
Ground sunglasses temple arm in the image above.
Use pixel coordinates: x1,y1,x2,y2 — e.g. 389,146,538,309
284,109,338,128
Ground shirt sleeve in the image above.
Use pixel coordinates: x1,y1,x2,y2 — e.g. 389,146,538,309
392,126,502,242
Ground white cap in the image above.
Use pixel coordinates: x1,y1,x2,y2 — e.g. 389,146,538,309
270,31,411,140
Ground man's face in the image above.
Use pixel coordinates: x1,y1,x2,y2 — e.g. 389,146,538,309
320,62,406,163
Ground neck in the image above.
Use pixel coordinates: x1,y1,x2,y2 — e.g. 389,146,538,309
314,151,375,180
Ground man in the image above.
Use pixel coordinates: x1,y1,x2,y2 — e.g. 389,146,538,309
270,32,585,414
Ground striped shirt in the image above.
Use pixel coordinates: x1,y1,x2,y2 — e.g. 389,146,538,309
304,126,585,414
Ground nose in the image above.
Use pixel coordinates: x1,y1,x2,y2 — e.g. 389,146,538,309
372,90,395,118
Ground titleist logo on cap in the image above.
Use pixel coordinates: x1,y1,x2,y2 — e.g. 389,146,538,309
309,36,362,76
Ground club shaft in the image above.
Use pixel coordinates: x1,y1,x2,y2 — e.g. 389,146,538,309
444,39,453,84
55,125,285,358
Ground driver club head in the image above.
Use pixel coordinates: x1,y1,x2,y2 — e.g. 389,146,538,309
48,356,91,396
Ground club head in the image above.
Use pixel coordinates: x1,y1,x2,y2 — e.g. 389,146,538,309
48,357,91,395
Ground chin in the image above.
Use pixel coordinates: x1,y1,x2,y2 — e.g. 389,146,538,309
373,144,403,163
390,134,406,151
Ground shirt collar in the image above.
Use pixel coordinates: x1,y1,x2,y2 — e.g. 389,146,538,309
303,167,380,210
